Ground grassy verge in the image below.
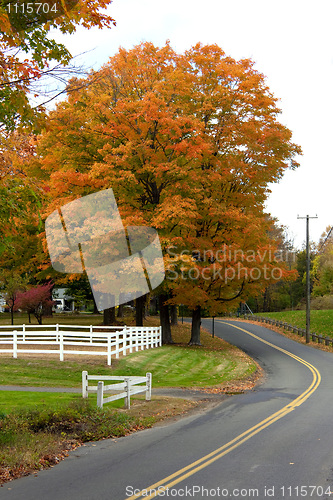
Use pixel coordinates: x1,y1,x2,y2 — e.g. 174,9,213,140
0,392,84,413
0,397,198,484
253,310,333,338
0,320,259,484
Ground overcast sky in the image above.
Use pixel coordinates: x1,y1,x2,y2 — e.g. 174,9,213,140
53,0,333,249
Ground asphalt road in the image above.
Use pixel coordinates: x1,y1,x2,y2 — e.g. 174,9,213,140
2,319,333,500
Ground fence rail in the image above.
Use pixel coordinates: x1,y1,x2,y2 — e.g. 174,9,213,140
0,324,161,365
82,370,152,409
240,314,333,347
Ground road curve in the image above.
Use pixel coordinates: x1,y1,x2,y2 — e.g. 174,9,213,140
2,319,333,500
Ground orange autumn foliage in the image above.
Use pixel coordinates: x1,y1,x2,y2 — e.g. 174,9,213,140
35,42,301,315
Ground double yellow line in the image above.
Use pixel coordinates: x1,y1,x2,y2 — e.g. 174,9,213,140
125,321,321,500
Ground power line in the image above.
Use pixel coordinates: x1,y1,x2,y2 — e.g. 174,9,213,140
318,226,333,253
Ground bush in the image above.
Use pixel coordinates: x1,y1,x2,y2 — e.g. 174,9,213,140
310,295,333,310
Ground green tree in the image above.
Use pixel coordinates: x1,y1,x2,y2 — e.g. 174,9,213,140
64,274,99,313
312,229,333,297
1,271,27,324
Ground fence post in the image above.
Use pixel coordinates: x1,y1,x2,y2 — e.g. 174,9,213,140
138,329,141,351
123,329,126,356
146,372,152,401
141,329,144,350
115,330,119,359
59,330,64,361
82,370,88,398
56,323,59,342
97,381,104,408
124,378,130,409
22,324,25,342
107,335,112,366
135,329,139,352
129,329,133,354
325,337,330,346
90,325,93,344
13,330,17,359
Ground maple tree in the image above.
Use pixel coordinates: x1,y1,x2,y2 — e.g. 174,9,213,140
35,42,301,342
15,281,54,323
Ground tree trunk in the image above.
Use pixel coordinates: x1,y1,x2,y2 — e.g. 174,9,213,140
170,304,178,325
263,288,270,313
103,306,116,325
10,306,14,326
150,296,158,315
93,296,100,314
117,303,124,318
35,313,42,325
43,303,53,317
135,294,147,326
158,294,173,344
189,306,202,345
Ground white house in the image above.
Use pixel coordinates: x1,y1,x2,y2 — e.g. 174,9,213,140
0,295,6,313
52,288,75,312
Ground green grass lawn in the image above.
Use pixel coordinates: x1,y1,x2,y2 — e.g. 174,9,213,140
0,344,254,391
0,391,82,413
0,321,257,411
0,391,127,414
0,312,106,326
0,358,114,388
113,344,253,388
253,310,333,337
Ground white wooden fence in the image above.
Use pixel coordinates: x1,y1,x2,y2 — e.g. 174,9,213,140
82,370,152,409
0,324,161,365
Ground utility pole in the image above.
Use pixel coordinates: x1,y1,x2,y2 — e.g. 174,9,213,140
297,215,318,343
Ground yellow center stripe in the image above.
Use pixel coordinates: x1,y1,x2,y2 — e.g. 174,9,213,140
125,321,321,500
